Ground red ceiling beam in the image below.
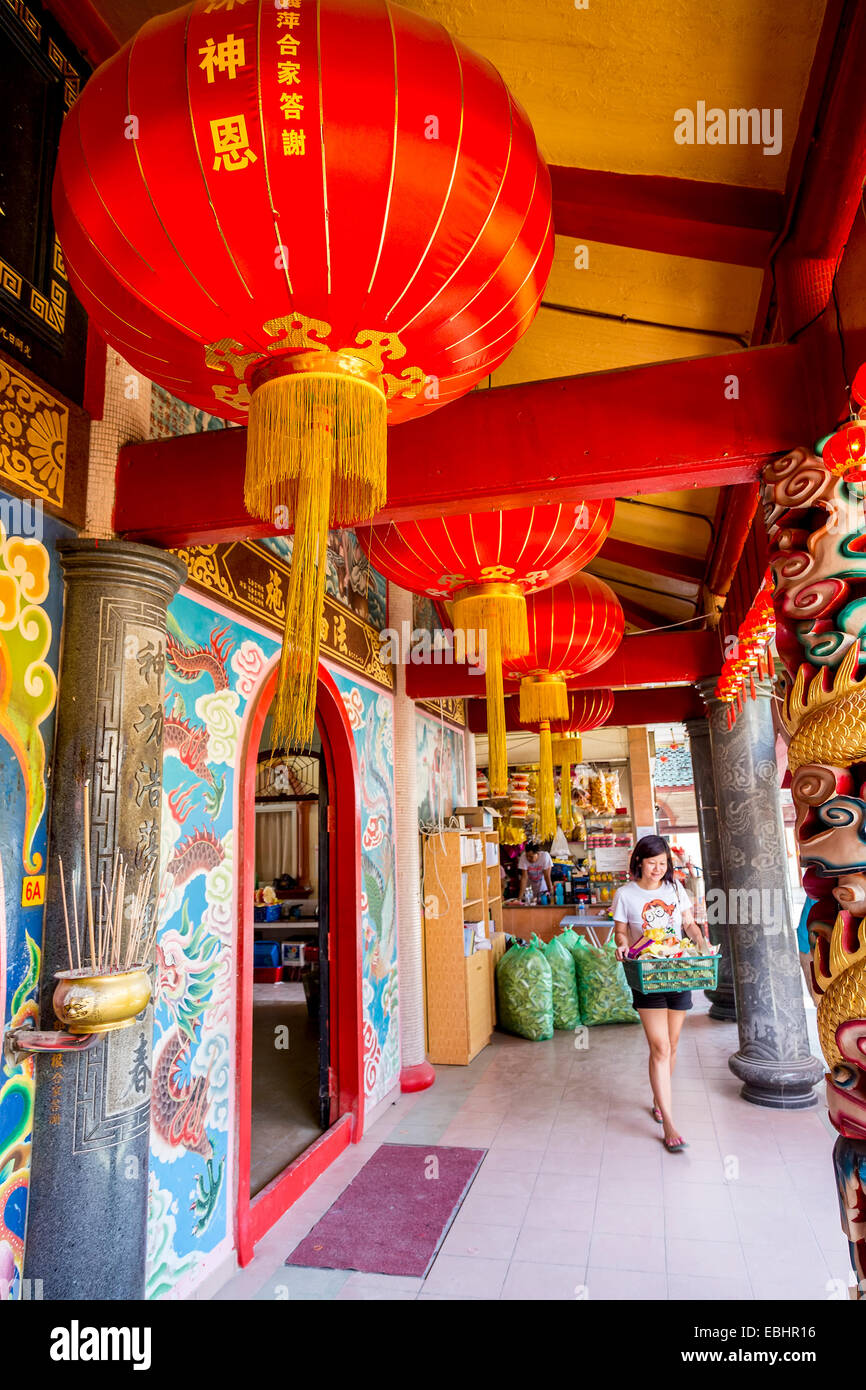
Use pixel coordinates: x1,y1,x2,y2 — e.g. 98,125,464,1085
466,686,705,732
549,167,782,269
596,538,705,585
115,345,819,547
404,631,720,701
43,0,120,67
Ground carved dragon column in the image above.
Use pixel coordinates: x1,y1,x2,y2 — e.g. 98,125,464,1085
763,440,866,1298
686,698,736,1020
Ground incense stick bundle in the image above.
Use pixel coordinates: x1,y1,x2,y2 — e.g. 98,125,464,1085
55,824,158,975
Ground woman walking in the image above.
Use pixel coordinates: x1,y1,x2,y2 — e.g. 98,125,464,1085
612,836,707,1152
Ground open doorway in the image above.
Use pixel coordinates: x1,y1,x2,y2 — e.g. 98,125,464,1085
249,710,333,1198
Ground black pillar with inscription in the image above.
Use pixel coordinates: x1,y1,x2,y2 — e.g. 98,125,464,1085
24,541,185,1300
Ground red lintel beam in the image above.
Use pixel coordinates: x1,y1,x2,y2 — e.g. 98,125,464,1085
115,345,818,547
597,537,705,585
550,167,783,268
466,686,705,733
404,631,720,701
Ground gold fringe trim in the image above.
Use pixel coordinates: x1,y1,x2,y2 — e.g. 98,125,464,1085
484,621,508,798
451,585,529,660
559,761,574,837
452,585,528,800
551,735,582,764
246,372,387,749
244,372,387,525
520,674,569,724
537,721,556,842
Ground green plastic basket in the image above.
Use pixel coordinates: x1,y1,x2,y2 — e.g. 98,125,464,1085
622,953,719,994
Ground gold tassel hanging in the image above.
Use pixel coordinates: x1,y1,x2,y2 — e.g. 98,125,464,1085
559,763,574,837
520,673,569,725
551,735,582,765
245,364,387,749
452,583,529,801
537,720,556,842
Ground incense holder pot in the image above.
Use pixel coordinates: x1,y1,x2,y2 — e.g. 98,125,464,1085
52,967,151,1034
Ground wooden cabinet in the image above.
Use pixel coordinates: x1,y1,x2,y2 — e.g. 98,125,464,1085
422,828,498,1065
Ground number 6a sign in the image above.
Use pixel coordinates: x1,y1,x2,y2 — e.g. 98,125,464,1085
21,875,45,907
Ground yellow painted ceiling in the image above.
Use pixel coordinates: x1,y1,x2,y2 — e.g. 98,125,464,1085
406,0,826,188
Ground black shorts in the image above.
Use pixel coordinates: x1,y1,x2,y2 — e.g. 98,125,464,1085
631,989,693,1012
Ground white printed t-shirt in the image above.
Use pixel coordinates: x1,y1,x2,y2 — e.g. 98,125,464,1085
611,880,692,946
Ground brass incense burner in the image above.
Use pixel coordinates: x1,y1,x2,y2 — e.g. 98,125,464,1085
52,967,151,1035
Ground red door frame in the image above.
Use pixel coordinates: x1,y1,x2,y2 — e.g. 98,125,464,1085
236,660,365,1267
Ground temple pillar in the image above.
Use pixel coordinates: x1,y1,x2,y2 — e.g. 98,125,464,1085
704,680,823,1108
390,585,434,1093
686,697,736,1020
23,541,185,1299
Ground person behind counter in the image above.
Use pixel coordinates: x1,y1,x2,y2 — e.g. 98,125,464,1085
611,835,707,1154
517,842,553,903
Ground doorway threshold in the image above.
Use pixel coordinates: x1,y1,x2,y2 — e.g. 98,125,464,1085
241,1113,353,1265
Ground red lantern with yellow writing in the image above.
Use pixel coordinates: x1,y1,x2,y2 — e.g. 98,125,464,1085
358,502,614,795
53,0,553,745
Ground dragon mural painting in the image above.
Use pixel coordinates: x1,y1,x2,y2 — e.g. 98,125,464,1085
416,711,467,827
0,496,68,1301
331,673,398,1108
146,595,399,1295
146,594,278,1299
762,438,866,1298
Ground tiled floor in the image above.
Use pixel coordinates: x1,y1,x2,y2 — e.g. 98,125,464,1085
213,995,854,1301
250,981,322,1196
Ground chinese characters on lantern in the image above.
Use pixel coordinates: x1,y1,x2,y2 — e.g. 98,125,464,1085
198,26,257,172
277,1,305,157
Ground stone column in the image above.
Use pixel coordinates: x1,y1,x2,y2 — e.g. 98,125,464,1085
24,541,185,1299
706,680,823,1108
686,697,736,1021
390,585,434,1093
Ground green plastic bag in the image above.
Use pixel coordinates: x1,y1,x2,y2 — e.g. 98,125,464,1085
558,927,580,955
543,935,582,1030
572,938,639,1026
496,935,553,1041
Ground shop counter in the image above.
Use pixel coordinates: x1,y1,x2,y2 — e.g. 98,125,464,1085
502,903,614,944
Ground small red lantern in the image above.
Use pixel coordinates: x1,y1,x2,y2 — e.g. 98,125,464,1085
359,503,614,795
506,575,624,839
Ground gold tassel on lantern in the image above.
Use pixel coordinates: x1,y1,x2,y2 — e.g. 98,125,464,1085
520,673,569,724
552,735,582,837
537,720,557,842
452,583,529,800
245,357,388,750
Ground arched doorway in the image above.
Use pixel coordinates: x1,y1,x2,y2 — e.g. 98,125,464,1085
236,661,364,1266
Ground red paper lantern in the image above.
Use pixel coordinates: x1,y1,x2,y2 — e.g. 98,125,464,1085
54,0,553,744
359,502,614,795
505,573,624,715
550,689,614,837
506,575,623,838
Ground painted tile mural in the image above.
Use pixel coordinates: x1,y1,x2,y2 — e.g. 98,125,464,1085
147,593,278,1300
416,711,467,827
261,531,387,630
0,495,71,1300
330,672,398,1109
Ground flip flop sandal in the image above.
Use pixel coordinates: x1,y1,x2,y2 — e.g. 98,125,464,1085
651,1105,663,1125
663,1136,688,1153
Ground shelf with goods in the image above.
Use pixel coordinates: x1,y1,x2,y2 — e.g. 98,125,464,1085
421,828,496,1065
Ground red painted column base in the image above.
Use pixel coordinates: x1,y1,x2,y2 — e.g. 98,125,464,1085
400,1061,436,1093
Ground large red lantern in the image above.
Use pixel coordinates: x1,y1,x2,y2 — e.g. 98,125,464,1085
53,0,553,745
549,689,615,836
505,575,624,839
358,502,614,794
